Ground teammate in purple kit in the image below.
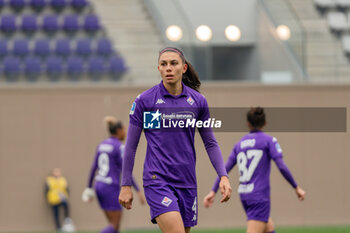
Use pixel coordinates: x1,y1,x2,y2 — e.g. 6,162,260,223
119,47,232,233
203,107,306,233
82,116,145,233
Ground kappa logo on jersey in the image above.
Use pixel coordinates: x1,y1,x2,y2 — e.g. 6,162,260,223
130,102,136,115
187,97,194,105
143,109,161,129
161,196,173,207
156,98,165,104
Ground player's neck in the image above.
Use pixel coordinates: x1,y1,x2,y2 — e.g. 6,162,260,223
163,81,183,96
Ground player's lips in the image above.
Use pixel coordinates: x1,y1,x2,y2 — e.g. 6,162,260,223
165,74,174,77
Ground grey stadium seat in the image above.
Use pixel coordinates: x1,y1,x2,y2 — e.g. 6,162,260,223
342,34,350,56
327,11,349,33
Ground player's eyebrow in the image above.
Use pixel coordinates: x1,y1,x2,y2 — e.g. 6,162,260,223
160,59,179,63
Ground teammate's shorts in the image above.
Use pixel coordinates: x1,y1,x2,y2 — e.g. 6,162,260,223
95,182,122,211
241,199,270,223
144,183,198,227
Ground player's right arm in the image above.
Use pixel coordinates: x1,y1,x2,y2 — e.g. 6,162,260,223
119,95,144,210
203,146,237,208
82,150,99,202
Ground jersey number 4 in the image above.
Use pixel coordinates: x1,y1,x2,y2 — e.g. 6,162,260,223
237,150,263,182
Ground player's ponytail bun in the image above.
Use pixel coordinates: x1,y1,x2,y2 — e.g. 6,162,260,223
103,116,122,135
247,107,266,129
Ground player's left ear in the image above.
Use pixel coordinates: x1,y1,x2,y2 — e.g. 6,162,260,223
183,63,188,73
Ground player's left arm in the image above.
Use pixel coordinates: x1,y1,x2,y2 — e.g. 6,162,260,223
270,138,306,201
198,97,232,203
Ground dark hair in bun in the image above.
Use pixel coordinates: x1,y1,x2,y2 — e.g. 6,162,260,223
247,107,266,129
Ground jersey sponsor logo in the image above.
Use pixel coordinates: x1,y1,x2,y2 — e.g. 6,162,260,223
161,196,173,207
156,98,165,104
143,110,161,129
187,97,195,105
130,102,136,115
275,142,282,153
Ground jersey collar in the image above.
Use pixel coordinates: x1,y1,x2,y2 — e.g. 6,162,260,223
159,81,188,98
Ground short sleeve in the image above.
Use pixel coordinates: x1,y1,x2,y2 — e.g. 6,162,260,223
269,136,283,159
129,95,144,128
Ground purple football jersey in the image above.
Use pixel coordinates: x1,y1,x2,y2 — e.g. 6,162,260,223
128,81,224,188
227,130,283,201
90,137,124,187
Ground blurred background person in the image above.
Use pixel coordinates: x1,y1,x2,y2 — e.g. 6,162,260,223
82,116,145,233
45,168,74,232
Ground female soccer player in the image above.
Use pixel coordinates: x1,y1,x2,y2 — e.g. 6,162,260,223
203,107,306,233
119,47,232,233
82,116,145,233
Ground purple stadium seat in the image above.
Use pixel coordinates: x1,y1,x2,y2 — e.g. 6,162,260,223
46,55,63,81
108,55,127,80
76,38,91,57
83,14,100,33
63,14,80,33
13,38,29,57
9,0,26,11
0,0,5,9
96,38,112,57
50,0,66,11
71,0,88,11
0,39,8,58
67,55,84,80
88,55,105,79
42,14,59,34
21,14,38,34
55,38,71,57
24,56,42,81
1,14,17,34
4,56,21,81
34,38,51,57
30,0,46,11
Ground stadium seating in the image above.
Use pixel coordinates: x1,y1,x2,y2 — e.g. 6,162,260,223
34,38,51,58
96,38,113,57
30,0,46,11
3,56,21,81
1,14,17,34
24,55,42,81
42,14,60,34
13,38,29,57
46,55,63,81
21,14,38,34
0,0,127,82
0,39,8,58
55,38,71,57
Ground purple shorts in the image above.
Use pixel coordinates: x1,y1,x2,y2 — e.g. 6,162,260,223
144,184,198,227
95,182,122,211
241,199,270,223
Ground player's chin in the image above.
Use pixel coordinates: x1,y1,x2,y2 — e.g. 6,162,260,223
163,77,179,84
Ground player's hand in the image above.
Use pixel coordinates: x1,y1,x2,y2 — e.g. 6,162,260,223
119,186,133,209
219,176,232,203
203,191,216,208
137,191,146,205
295,186,306,201
82,188,95,203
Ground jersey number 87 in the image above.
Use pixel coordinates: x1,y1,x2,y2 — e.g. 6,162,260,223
237,150,263,183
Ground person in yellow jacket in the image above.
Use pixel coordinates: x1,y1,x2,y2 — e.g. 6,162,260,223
46,168,71,231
